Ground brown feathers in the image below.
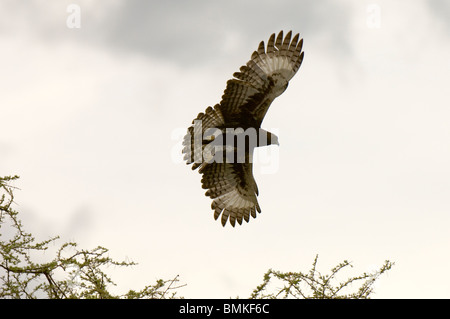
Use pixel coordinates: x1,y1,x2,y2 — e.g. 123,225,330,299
183,31,304,227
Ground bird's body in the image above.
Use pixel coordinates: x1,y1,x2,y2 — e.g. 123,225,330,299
183,31,304,227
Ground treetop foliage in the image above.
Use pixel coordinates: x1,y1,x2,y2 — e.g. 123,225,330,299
0,175,184,299
1,175,393,299
250,254,394,299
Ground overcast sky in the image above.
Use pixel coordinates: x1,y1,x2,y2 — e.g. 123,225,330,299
1,0,449,298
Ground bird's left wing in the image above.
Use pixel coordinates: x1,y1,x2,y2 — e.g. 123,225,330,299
200,162,260,227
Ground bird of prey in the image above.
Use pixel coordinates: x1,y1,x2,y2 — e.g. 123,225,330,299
182,30,304,227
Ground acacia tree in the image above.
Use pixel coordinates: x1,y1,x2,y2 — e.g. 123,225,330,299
250,255,394,299
1,175,393,299
0,175,184,299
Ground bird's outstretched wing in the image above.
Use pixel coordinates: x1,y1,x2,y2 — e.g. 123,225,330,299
182,104,225,170
219,30,304,126
182,104,261,227
183,31,304,227
200,162,260,227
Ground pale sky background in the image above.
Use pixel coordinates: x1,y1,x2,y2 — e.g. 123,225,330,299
1,0,449,298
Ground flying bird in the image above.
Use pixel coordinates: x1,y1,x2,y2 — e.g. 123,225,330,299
182,31,304,227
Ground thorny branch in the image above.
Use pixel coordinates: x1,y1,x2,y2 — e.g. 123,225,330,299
250,255,394,299
1,175,185,299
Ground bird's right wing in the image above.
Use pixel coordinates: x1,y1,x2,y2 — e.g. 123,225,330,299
219,30,304,125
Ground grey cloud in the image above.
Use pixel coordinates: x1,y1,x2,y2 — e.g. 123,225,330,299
102,0,353,65
2,0,354,66
426,1,450,34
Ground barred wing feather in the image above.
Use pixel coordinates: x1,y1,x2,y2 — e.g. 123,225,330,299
183,31,304,227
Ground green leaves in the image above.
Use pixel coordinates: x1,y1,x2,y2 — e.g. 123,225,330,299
0,175,185,299
2,175,394,299
250,255,394,299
